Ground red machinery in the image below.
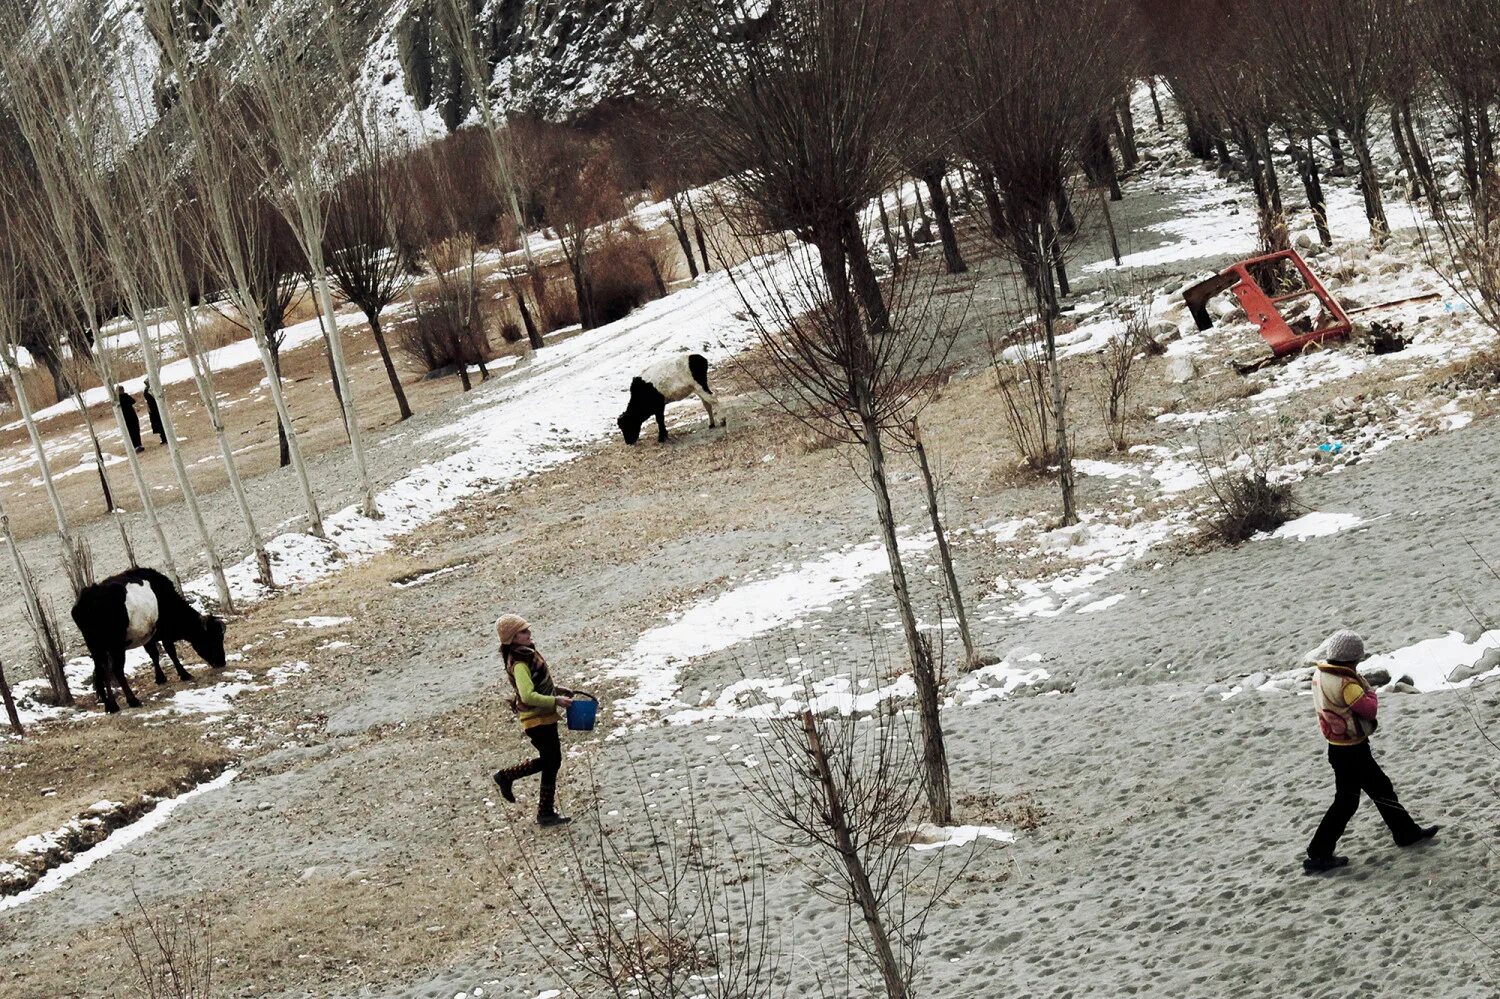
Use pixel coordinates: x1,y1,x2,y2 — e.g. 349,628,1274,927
1182,249,1352,356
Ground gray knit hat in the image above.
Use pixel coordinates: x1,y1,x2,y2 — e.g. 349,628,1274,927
1321,629,1365,664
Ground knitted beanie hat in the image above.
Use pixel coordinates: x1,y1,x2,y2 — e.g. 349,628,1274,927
496,614,530,646
1322,629,1365,664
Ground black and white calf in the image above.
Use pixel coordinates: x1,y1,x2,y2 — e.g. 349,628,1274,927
617,353,724,444
70,568,228,713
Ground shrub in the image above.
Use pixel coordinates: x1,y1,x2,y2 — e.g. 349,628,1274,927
497,316,525,344
399,282,491,374
1442,343,1500,391
1207,471,1296,542
541,279,580,333
1194,423,1297,543
987,323,1055,471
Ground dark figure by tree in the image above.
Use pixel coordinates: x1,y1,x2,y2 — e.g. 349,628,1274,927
116,386,144,453
142,386,167,445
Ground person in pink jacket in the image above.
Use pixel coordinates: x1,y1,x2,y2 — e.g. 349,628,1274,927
1304,629,1439,874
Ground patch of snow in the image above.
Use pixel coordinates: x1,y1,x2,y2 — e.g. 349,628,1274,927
909,824,1016,851
0,770,239,913
1255,512,1364,541
604,534,935,719
1363,630,1500,692
1076,594,1128,614
282,616,352,629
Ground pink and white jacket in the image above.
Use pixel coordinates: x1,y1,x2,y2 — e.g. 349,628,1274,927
1313,663,1379,746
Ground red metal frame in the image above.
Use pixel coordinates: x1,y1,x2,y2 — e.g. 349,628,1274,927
1183,249,1352,356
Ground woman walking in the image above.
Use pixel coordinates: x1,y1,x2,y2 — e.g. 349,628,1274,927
493,614,575,827
1304,629,1439,874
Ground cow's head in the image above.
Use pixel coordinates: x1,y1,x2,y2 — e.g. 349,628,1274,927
617,411,643,445
194,615,228,669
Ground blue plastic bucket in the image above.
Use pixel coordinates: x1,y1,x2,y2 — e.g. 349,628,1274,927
567,695,597,732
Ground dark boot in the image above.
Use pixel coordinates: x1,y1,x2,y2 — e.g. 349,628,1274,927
1302,854,1349,874
492,759,541,804
1397,825,1440,847
537,775,571,827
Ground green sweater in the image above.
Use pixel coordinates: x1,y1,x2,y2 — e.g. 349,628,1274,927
509,650,571,729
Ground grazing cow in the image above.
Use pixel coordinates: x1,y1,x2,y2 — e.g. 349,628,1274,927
70,568,228,713
617,353,723,444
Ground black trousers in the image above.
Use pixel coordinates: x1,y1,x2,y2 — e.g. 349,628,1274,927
496,723,563,814
1308,741,1421,858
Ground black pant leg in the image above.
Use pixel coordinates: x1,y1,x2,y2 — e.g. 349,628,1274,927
1354,744,1422,843
1308,744,1363,858
527,724,563,815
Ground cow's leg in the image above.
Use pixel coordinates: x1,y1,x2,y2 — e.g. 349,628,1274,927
655,403,668,443
111,645,141,709
92,650,119,714
693,387,720,428
146,641,168,685
163,641,194,682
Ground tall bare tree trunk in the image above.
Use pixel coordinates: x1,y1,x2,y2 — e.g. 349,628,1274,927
366,311,412,421
920,164,967,274
911,421,977,668
669,200,700,279
1037,228,1077,527
0,656,22,735
0,501,70,706
310,271,379,519
1350,129,1389,240
861,406,952,825
1400,103,1444,214
134,318,234,610
1148,78,1166,128
800,710,911,999
3,362,88,596
179,309,274,591
877,195,900,271
1099,189,1122,266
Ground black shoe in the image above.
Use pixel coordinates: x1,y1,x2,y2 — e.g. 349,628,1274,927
537,812,573,827
1397,825,1440,847
493,771,516,804
1302,854,1349,874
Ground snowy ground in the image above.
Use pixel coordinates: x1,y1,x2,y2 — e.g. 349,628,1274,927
1,87,1498,998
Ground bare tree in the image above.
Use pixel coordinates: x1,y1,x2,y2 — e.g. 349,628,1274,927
908,419,977,667
948,0,1128,526
1422,169,1500,344
510,765,787,999
515,119,626,330
0,221,92,598
143,4,326,530
119,888,215,999
434,0,547,349
1095,286,1153,451
1425,0,1500,196
17,218,140,563
751,673,968,998
0,496,70,706
323,113,419,422
128,129,275,594
218,0,380,519
659,0,959,822
1,5,182,584
0,654,22,736
1263,0,1401,240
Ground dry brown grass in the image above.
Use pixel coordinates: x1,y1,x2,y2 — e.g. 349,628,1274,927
193,307,248,354
0,720,232,875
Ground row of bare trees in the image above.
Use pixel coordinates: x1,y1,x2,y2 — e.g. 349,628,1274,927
647,7,1144,945
1150,0,1500,250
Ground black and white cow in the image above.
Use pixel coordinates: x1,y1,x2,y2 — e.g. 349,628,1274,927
70,568,228,713
617,353,724,444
